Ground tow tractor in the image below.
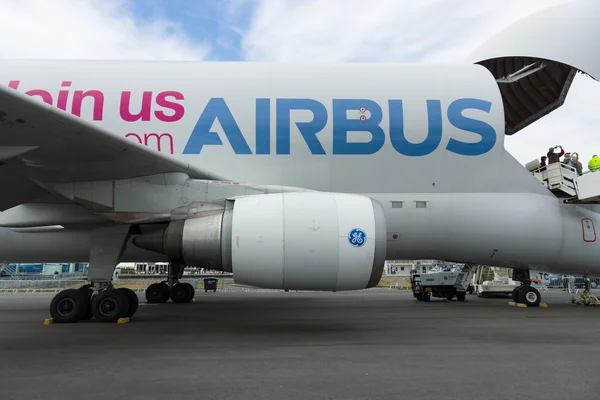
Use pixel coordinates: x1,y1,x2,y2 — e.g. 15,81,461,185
411,264,476,302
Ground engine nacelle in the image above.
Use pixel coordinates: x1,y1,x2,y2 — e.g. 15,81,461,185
133,192,386,291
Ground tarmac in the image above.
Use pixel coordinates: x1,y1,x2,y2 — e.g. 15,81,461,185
1,289,600,400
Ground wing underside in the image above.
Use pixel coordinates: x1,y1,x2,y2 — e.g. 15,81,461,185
0,85,215,211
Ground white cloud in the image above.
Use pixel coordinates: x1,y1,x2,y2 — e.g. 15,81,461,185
242,0,571,63
0,0,209,60
242,0,600,166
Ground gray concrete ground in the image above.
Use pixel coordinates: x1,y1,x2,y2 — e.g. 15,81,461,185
1,289,600,400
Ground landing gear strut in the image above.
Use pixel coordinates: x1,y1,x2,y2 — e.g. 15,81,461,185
511,268,541,307
145,261,195,304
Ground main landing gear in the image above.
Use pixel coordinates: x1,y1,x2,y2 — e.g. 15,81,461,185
48,225,142,323
511,268,541,307
49,284,139,323
145,261,195,304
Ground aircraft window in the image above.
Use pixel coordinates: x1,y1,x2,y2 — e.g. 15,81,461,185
391,201,403,208
415,201,427,208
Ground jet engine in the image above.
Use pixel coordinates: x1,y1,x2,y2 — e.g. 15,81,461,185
133,192,387,291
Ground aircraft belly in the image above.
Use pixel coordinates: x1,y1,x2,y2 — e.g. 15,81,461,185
1,192,599,277
0,228,165,263
377,192,600,277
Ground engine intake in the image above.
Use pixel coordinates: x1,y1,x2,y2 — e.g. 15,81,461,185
133,192,386,291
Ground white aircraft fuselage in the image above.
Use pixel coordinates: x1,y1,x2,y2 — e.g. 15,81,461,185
0,59,599,278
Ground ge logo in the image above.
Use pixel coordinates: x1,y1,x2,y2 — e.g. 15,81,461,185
348,228,367,247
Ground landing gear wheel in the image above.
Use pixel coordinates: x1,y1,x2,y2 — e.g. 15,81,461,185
511,288,521,303
118,287,139,318
49,289,89,323
456,292,466,302
422,293,431,302
145,282,169,303
78,285,94,320
181,282,195,302
519,286,541,307
170,283,193,303
91,289,129,322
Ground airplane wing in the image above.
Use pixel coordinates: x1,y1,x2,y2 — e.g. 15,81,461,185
0,85,218,211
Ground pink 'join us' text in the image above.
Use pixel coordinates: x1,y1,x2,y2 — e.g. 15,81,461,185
7,81,185,123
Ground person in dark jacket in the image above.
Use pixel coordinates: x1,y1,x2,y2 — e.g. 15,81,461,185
570,152,583,175
540,156,547,167
547,145,564,164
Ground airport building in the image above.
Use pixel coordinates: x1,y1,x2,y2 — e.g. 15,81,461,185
116,262,169,274
384,260,456,276
119,260,460,277
1,263,88,277
115,262,222,276
4,260,456,278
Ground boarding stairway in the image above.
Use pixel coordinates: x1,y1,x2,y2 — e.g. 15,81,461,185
454,264,476,292
0,263,22,280
525,160,600,203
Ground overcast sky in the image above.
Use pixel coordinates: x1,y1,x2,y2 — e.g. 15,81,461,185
0,0,597,165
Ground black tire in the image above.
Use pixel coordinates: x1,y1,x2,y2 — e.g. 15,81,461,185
91,289,129,322
519,286,541,307
79,285,94,320
160,282,170,302
170,283,191,303
456,292,466,302
511,288,521,303
49,289,89,323
146,282,169,303
415,293,423,301
118,288,139,318
181,282,195,302
422,293,431,302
